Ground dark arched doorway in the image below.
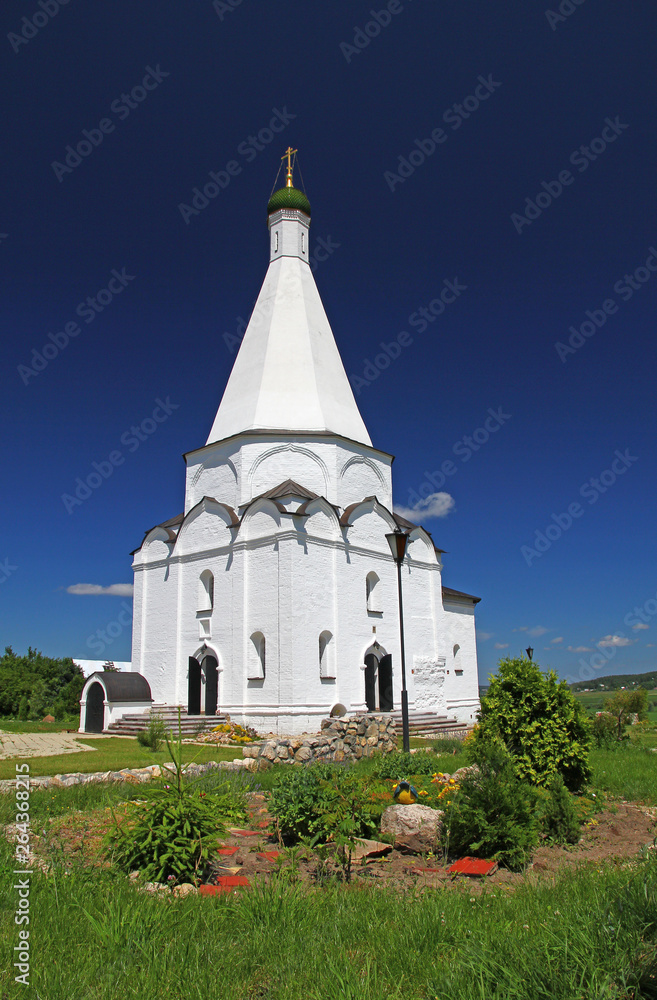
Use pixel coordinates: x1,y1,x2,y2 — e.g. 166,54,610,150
203,655,218,716
85,682,105,732
188,657,201,715
364,653,378,711
378,654,393,712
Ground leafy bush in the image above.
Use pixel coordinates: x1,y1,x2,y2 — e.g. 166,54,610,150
535,774,581,845
0,646,84,717
592,711,621,748
106,723,246,883
442,756,538,871
136,716,167,752
367,749,447,779
603,688,648,739
267,764,377,848
430,737,466,754
471,657,592,790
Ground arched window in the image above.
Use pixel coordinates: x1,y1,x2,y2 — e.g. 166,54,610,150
198,570,214,613
319,630,335,679
366,572,381,613
453,643,463,676
248,631,266,680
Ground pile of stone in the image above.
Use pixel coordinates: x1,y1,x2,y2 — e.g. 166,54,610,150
242,714,397,767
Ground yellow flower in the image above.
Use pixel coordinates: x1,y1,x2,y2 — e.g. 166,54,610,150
419,790,428,796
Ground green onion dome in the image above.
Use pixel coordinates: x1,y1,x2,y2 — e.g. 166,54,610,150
267,186,311,217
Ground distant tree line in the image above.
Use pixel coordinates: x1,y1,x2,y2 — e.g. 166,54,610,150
570,670,657,693
0,647,85,719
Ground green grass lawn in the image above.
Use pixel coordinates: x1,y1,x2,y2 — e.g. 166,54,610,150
0,717,80,734
0,736,243,781
1,838,654,1000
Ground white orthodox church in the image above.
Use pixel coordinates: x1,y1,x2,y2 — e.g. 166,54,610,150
79,151,481,735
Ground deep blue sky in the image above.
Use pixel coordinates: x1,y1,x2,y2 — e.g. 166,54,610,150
1,0,655,686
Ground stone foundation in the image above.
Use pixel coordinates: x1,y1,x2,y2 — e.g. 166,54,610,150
242,714,397,766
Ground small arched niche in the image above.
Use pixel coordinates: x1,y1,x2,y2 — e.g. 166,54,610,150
319,630,335,680
366,571,381,614
198,570,214,613
248,631,266,681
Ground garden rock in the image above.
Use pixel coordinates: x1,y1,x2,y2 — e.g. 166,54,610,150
173,883,198,897
380,803,444,853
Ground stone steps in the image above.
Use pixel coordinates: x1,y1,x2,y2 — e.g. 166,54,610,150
388,711,469,737
106,708,228,737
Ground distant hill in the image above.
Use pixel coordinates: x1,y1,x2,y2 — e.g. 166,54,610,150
570,670,657,693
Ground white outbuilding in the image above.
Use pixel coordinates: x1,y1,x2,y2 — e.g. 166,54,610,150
121,152,481,735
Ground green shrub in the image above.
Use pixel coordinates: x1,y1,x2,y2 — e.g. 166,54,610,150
136,716,167,752
17,696,29,721
429,737,466,754
267,764,377,847
367,749,447,779
471,657,592,790
592,711,621,748
442,756,538,871
535,774,581,845
106,721,246,883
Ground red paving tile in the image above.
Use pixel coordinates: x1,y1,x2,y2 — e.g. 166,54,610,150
412,867,443,875
200,876,250,896
448,857,498,876
229,829,261,838
257,851,280,862
217,846,239,857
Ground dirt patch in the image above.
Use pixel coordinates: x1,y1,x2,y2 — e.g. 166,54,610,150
10,794,656,892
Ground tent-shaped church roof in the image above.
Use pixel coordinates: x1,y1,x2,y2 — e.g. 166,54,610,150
206,150,372,449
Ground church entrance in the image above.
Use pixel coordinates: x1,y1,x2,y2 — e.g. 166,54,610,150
85,682,105,732
203,655,218,716
188,657,201,715
364,645,393,712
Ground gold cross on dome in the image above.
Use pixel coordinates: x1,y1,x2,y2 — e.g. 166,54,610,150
282,146,297,187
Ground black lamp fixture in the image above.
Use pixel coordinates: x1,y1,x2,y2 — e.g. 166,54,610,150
385,528,410,752
526,647,534,660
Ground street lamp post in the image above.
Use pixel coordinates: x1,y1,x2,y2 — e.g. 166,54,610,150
385,528,410,753
526,647,534,660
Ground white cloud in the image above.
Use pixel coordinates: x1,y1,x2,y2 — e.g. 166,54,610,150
494,642,509,649
477,632,493,641
598,634,633,648
67,583,134,597
393,492,455,522
567,645,593,653
551,636,564,644
647,644,655,648
514,625,548,637
632,622,649,630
